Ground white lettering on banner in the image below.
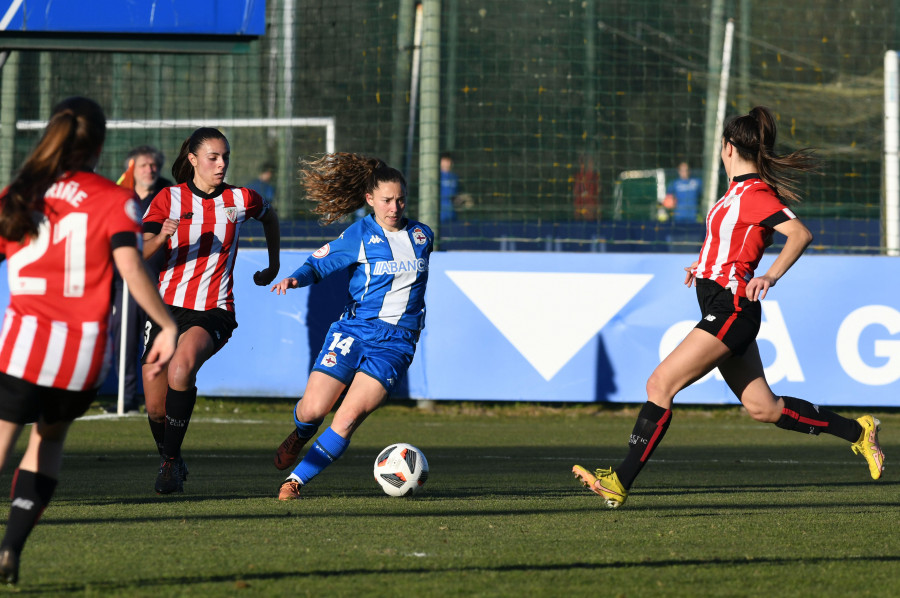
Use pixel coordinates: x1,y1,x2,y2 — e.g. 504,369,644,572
757,301,804,383
658,301,803,385
836,305,900,385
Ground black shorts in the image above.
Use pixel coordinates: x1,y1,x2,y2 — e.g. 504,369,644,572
693,278,761,356
142,305,237,364
0,370,97,425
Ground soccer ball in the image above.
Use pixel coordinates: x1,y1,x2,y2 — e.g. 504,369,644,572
373,443,429,497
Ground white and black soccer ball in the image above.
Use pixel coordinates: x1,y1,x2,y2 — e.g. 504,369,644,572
373,443,429,497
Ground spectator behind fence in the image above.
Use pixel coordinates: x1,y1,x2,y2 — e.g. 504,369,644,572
439,152,459,223
245,162,276,205
107,145,173,414
663,161,702,223
573,154,600,220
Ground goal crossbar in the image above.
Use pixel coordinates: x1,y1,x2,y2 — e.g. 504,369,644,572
16,117,336,153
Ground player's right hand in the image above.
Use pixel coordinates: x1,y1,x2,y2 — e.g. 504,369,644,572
684,261,699,287
160,218,178,238
143,324,177,380
270,277,299,295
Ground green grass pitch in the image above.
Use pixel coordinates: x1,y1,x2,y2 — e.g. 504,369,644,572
3,399,897,596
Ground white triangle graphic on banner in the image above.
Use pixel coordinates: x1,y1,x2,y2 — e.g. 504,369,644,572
445,271,653,381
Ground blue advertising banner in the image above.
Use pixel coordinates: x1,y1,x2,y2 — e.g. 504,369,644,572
3,249,898,407
0,0,265,36
205,250,900,407
416,251,900,407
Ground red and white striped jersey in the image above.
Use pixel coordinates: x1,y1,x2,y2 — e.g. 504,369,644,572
0,171,142,390
692,175,796,297
143,182,268,313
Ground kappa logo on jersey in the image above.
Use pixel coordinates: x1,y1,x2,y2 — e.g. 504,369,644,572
321,351,338,367
224,207,238,223
373,258,428,275
367,235,384,245
313,244,330,258
412,227,427,245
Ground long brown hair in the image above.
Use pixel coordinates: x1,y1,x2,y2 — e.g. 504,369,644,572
171,127,228,184
300,153,406,224
0,96,106,242
722,106,819,204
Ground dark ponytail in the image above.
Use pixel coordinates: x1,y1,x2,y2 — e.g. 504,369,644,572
0,96,106,242
722,105,819,204
171,127,228,184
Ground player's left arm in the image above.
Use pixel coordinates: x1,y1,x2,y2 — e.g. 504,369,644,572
253,205,281,286
745,216,812,302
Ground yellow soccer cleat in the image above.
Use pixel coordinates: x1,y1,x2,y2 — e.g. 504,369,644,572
572,465,628,508
851,415,885,480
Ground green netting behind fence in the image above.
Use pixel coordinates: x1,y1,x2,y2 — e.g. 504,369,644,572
0,0,897,252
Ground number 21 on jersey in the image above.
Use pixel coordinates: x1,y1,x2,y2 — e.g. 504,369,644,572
7,213,88,297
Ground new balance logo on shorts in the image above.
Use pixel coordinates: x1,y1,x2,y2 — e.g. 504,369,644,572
367,235,384,244
704,314,716,322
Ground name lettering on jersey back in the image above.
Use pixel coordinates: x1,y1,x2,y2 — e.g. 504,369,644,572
373,258,428,275
45,180,88,207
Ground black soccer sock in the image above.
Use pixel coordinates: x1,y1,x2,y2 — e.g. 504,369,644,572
615,401,673,490
163,386,198,458
0,470,57,554
148,415,165,456
775,396,862,442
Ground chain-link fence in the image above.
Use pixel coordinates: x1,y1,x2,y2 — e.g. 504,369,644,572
1,0,897,252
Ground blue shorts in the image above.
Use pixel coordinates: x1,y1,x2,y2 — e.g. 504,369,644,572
311,318,419,393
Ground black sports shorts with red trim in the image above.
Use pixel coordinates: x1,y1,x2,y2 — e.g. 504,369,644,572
142,305,237,364
0,370,97,425
693,278,761,356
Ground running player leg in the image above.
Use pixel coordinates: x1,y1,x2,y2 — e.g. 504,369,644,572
155,326,215,494
274,372,340,471
0,418,69,583
0,421,25,472
721,341,884,479
278,372,349,499
280,373,388,500
574,328,731,506
143,363,169,457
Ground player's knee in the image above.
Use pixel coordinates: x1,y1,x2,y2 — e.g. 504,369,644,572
742,399,779,423
645,369,673,403
166,359,199,390
296,402,324,424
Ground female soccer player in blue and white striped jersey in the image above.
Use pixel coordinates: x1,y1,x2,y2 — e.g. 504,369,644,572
270,153,433,500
